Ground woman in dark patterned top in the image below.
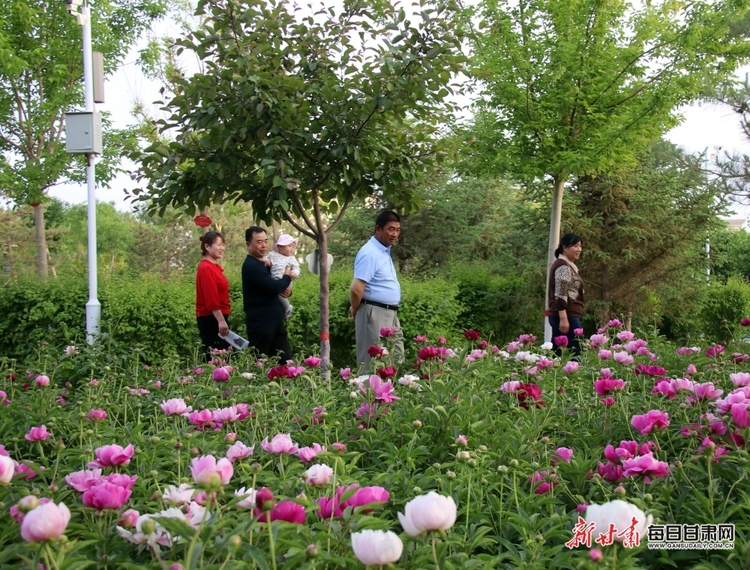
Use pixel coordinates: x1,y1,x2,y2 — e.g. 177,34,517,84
547,233,584,357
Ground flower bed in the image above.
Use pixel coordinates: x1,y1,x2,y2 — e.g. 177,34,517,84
0,322,748,568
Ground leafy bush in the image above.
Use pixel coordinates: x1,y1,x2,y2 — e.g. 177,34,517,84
449,263,537,344
699,277,750,343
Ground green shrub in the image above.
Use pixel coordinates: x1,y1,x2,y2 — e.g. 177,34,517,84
448,263,538,343
699,277,750,344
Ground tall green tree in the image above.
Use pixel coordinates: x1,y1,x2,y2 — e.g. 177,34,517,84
131,0,467,370
569,139,725,327
470,0,750,326
0,0,170,279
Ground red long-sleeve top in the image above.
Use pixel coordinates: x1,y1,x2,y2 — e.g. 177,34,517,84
196,258,230,317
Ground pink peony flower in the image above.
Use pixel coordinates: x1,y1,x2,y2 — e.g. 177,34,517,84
688,382,723,402
616,331,635,342
87,444,135,468
261,433,299,455
119,509,139,528
686,364,697,376
597,461,624,482
190,455,233,488
731,403,750,428
398,491,456,536
600,396,616,406
161,398,191,416
20,501,71,542
613,351,634,365
456,435,468,446
226,441,254,463
106,473,138,489
730,372,750,387
82,481,132,511
25,425,51,442
563,361,579,374
598,349,612,360
303,464,334,486
86,408,107,422
414,335,427,343
0,455,15,483
573,328,584,336
621,453,670,483
554,447,573,463
380,327,396,337
342,485,390,511
589,334,608,349
339,368,352,380
213,406,240,423
297,443,326,462
331,442,346,453
212,367,231,382
351,529,403,567
608,319,623,328
35,375,50,387
187,409,215,430
65,469,104,492
631,410,670,435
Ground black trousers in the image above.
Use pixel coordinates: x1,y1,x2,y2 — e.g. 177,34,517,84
245,313,292,363
197,314,231,359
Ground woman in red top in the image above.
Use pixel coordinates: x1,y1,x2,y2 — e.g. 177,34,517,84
196,231,231,356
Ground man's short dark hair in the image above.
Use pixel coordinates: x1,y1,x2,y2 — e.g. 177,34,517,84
375,210,400,229
245,226,267,242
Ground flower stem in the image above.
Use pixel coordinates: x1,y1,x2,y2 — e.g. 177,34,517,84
267,518,277,570
431,532,440,570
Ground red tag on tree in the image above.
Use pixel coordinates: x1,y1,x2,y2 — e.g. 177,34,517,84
193,214,212,227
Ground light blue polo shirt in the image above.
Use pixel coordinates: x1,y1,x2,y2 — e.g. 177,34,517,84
354,236,401,305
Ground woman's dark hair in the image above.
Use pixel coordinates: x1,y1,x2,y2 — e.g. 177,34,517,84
554,233,582,258
201,231,224,256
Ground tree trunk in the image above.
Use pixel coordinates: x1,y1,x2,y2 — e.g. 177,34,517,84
318,229,331,380
544,176,565,342
33,204,48,280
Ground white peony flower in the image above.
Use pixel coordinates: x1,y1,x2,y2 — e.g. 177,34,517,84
398,492,457,536
584,500,653,543
351,530,403,566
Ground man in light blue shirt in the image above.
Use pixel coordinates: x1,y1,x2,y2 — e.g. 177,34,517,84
349,211,405,370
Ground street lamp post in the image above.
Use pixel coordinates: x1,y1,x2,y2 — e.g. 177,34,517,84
66,0,100,343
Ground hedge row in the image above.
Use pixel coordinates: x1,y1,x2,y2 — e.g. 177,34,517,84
2,268,747,365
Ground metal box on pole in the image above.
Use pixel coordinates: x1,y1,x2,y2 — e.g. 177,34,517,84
64,111,102,154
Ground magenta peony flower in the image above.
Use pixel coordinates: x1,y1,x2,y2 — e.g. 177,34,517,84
304,356,322,368
414,335,427,343
553,335,569,348
20,501,70,542
261,433,299,455
87,444,135,468
25,425,51,442
705,344,725,358
600,397,616,406
741,318,750,326
255,487,275,511
212,367,230,382
597,461,624,482
82,481,132,510
258,500,306,524
190,455,233,488
554,447,574,463
464,330,481,341
631,410,670,435
731,403,750,428
339,368,352,380
594,377,626,395
529,470,558,494
86,408,107,422
379,327,396,338
573,327,584,336
366,345,385,358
